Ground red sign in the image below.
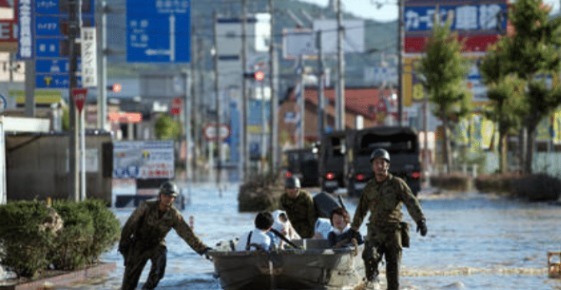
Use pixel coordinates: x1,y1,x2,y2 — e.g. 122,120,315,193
403,0,507,54
71,88,88,113
170,97,182,116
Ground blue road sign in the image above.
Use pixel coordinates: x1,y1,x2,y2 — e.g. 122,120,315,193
36,38,63,58
36,59,82,74
36,0,95,16
36,74,82,89
127,0,191,63
32,0,95,89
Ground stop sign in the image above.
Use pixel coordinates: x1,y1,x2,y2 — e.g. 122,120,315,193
71,88,88,113
170,97,182,115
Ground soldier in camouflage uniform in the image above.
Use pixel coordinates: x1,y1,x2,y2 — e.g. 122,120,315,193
118,181,211,290
280,176,318,239
350,149,428,290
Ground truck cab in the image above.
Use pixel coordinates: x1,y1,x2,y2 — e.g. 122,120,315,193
283,147,320,187
347,126,421,197
319,130,354,193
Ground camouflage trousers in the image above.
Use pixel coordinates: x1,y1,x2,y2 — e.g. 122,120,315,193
121,244,167,290
362,229,402,290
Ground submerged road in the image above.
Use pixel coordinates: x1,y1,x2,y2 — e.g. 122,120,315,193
61,182,561,290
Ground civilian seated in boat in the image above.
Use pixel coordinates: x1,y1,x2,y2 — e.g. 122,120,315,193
235,211,275,251
271,210,300,249
328,207,364,248
313,217,333,239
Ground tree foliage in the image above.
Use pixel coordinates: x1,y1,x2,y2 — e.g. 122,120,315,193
489,0,561,173
416,20,471,172
154,114,182,140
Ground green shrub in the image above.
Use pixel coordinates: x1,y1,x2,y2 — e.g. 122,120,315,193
430,173,471,191
0,201,55,278
510,173,561,202
474,173,519,194
238,173,284,212
50,200,95,270
80,199,120,264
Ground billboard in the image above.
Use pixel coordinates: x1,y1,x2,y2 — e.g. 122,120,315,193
404,0,508,54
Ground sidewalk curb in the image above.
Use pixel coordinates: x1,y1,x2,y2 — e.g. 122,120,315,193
0,262,116,290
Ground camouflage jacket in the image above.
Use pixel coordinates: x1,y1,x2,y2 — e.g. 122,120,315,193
280,189,317,238
120,200,208,254
351,174,425,234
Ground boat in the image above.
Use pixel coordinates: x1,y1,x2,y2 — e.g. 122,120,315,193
208,239,364,290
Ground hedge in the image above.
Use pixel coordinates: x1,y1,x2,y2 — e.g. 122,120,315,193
0,199,120,278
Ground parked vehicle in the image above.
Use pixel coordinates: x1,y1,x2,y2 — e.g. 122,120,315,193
318,130,352,193
282,147,319,187
347,126,421,197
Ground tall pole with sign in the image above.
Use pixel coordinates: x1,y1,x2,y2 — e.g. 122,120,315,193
72,88,87,201
68,0,80,202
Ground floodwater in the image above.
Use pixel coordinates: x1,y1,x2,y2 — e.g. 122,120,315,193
60,181,561,290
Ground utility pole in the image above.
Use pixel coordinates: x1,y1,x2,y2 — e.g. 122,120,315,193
213,11,222,189
298,55,306,148
316,30,325,139
335,0,345,131
268,0,279,174
193,36,204,182
241,0,248,181
397,0,404,126
68,0,79,201
96,0,107,130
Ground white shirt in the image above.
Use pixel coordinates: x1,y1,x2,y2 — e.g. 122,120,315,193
235,229,272,251
315,218,333,239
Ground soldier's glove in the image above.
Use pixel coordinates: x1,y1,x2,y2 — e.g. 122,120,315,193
416,219,428,237
201,247,213,261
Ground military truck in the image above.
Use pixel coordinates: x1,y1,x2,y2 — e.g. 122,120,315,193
282,147,320,187
347,126,421,197
318,130,353,193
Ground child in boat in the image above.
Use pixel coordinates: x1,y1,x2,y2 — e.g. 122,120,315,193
235,211,275,251
328,207,364,248
272,210,300,239
314,217,333,239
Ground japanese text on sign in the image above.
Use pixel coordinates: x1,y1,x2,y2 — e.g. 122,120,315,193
18,0,33,59
405,2,507,33
113,141,175,179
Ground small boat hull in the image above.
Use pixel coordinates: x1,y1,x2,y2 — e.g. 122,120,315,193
209,239,363,290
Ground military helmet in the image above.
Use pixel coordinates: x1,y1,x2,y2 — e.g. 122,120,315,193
370,148,390,163
159,181,179,197
285,176,301,189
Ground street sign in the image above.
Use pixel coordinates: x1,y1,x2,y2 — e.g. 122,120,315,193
203,124,231,141
31,0,95,88
71,88,87,113
36,74,82,89
81,27,97,87
126,0,191,63
36,58,82,74
17,0,33,59
170,97,182,116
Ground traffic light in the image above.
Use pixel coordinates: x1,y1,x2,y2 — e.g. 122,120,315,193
243,71,265,81
107,83,122,93
254,70,265,81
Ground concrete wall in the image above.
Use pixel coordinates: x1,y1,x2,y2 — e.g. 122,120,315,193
5,132,112,203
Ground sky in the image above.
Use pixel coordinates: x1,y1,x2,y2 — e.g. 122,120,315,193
298,0,561,22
